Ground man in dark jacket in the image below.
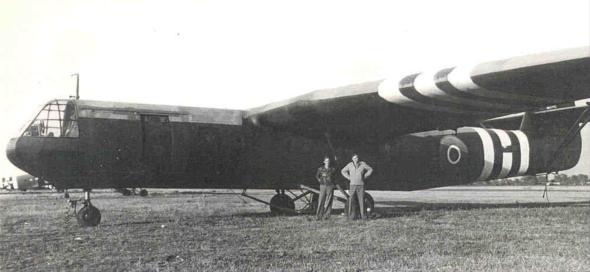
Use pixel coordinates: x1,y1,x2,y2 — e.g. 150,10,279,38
315,156,336,220
341,154,373,219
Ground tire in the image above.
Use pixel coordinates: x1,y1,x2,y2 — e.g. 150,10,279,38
139,189,148,197
364,192,375,215
269,194,295,215
76,205,102,227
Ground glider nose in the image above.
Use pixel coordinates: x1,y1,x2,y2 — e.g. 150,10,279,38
6,137,40,175
6,137,20,167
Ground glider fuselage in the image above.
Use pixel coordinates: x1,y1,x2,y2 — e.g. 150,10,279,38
6,99,582,192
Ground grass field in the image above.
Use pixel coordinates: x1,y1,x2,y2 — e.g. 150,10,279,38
0,188,589,271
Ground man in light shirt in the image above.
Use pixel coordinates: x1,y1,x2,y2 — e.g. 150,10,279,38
341,154,373,220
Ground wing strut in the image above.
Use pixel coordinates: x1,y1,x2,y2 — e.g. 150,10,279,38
519,112,535,131
239,188,320,215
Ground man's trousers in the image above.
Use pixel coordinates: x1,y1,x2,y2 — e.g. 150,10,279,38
316,184,334,219
348,185,365,219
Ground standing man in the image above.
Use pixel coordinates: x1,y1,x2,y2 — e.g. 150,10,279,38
341,153,373,220
315,156,336,220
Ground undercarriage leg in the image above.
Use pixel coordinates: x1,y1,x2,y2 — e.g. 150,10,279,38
76,189,101,227
240,189,297,215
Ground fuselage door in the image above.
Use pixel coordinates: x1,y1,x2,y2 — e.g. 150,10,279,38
141,114,172,176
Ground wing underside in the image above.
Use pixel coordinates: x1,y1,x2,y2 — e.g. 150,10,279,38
246,47,590,145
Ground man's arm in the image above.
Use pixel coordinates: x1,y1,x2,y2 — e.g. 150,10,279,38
341,164,350,180
315,168,322,183
364,163,373,178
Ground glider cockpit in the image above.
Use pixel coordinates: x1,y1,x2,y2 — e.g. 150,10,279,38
21,99,79,138
7,99,81,188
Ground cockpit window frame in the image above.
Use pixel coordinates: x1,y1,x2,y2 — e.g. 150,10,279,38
21,99,80,138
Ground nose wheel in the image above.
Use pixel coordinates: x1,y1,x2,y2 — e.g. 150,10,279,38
71,190,102,227
76,204,101,227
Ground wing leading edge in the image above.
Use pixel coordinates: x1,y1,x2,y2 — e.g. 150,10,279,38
378,47,590,113
246,47,590,144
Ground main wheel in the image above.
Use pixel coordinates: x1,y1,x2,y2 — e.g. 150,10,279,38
76,204,102,227
269,194,295,215
119,188,131,196
139,189,148,197
364,193,375,215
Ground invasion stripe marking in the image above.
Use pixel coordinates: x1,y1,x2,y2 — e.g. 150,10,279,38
506,131,522,177
488,130,504,179
435,68,530,108
378,77,421,105
512,130,530,175
377,76,455,112
491,129,513,179
383,74,475,114
413,72,506,112
399,74,486,113
470,127,495,181
446,65,562,105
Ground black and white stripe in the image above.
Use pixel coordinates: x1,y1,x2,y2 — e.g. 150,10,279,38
378,65,566,114
463,128,530,181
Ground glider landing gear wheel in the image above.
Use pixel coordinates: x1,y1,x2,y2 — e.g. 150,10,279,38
364,193,375,216
76,204,101,227
139,189,148,197
269,194,295,215
75,190,101,227
116,188,132,196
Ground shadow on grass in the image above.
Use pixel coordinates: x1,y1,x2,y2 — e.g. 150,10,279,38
373,200,590,218
234,208,350,218
234,201,590,220
151,191,240,196
95,199,590,222
234,210,313,218
105,219,177,227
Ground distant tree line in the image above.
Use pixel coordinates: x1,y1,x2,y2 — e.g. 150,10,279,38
471,174,590,186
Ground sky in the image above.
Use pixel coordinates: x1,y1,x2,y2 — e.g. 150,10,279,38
1,0,589,177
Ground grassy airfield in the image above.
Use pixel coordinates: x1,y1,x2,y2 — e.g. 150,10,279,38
0,187,588,271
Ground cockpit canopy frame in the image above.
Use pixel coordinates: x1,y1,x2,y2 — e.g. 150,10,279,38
21,99,79,138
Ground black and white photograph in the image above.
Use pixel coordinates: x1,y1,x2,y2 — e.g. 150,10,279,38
1,1,589,271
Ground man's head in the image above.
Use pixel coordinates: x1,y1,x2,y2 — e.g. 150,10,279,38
352,154,359,164
323,156,330,167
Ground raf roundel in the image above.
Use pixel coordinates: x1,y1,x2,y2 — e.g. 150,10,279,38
447,145,462,165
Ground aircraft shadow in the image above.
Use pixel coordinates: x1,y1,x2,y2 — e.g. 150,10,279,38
103,201,589,221
372,200,590,219
105,219,177,227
